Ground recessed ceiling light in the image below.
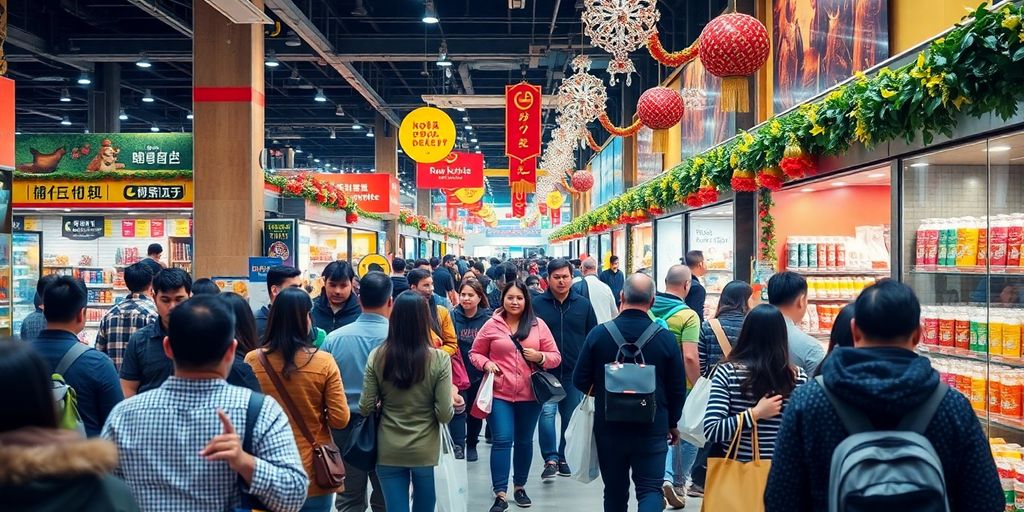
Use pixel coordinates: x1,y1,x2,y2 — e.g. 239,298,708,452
987,145,1012,152
314,88,327,102
186,111,194,120
831,181,847,187
800,188,814,193
135,54,152,68
314,158,321,163
63,208,72,213
142,89,155,103
867,173,886,178
470,137,478,143
295,146,303,154
59,88,71,102
465,125,473,131
909,162,929,168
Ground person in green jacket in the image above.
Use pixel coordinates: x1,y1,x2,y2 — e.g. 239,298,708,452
360,291,458,512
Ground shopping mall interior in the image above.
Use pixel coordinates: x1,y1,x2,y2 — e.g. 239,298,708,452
3,0,1024,510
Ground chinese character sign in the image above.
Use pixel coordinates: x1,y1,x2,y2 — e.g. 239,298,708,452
398,107,457,164
61,215,105,240
312,173,399,215
416,151,484,189
13,179,193,208
15,133,192,174
511,190,528,218
505,82,541,161
508,156,537,197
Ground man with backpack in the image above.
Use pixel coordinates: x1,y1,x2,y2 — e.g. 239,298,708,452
765,280,1003,511
30,276,123,437
649,264,702,507
573,272,686,512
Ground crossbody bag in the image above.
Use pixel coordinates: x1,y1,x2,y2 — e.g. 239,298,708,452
510,334,566,403
257,351,346,488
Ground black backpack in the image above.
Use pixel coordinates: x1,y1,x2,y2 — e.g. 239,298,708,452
603,321,662,423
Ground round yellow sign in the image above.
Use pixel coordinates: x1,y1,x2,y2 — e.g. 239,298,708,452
454,187,485,204
357,254,392,277
545,190,565,210
399,107,457,163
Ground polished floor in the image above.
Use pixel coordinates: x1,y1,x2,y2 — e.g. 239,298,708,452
465,439,705,512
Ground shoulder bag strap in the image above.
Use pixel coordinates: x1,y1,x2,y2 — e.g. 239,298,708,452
634,322,663,351
56,342,91,375
509,334,539,371
814,375,873,435
897,382,950,434
256,351,318,446
604,321,628,347
709,319,732,358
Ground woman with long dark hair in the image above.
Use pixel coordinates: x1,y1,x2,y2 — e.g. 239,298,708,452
245,288,349,512
703,304,808,463
360,291,455,512
217,292,261,391
815,303,856,376
698,281,757,377
470,281,561,512
0,341,139,511
450,278,492,461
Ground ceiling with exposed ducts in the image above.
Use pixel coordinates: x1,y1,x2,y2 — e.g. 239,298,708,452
5,0,728,205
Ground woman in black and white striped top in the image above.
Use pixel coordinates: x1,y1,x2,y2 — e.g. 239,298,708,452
703,304,808,462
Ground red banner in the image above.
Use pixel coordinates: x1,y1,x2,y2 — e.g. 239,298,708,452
509,156,536,194
445,192,459,222
314,173,400,215
505,82,542,161
416,151,484,189
551,207,561,226
511,190,527,218
0,78,14,170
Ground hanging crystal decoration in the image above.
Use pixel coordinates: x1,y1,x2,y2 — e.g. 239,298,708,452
582,0,660,86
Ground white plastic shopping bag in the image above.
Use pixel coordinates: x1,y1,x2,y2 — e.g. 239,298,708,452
435,425,468,512
470,372,494,419
564,395,600,484
679,375,712,447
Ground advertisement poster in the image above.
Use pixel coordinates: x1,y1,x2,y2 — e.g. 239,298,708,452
416,151,484,189
398,107,456,164
679,59,735,158
772,0,889,113
315,173,400,215
62,216,105,241
0,77,13,170
263,219,297,267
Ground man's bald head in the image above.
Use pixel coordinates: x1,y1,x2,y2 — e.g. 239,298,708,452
581,257,599,275
664,264,693,298
623,272,656,309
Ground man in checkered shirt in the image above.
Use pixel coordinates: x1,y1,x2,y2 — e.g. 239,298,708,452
95,263,158,370
103,295,308,512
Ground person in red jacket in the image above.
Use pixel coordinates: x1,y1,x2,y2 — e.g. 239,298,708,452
470,280,561,512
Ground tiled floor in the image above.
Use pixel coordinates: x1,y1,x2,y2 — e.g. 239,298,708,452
465,439,704,512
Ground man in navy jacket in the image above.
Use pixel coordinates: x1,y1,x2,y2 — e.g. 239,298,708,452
574,272,686,512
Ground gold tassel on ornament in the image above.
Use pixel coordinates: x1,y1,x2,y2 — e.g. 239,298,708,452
719,77,750,113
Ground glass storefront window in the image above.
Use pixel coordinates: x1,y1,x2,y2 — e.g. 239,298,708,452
632,223,654,274
351,229,377,262
600,234,612,268
588,236,599,259
613,230,626,270
656,215,684,290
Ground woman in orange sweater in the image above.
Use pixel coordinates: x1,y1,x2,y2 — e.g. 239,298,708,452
246,288,350,512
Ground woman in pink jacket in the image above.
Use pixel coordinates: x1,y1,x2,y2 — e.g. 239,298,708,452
470,280,561,512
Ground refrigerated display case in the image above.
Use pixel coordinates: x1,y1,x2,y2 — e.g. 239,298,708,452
904,130,1024,445
0,234,12,335
12,231,42,335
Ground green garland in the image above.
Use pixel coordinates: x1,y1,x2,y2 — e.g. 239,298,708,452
14,170,194,181
551,2,1024,242
758,189,777,270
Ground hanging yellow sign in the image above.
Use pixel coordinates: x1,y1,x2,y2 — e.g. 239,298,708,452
545,190,564,210
398,107,456,164
453,187,484,204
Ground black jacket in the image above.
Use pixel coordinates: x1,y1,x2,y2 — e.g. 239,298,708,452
764,347,1003,512
685,276,706,324
0,428,139,512
450,305,493,383
573,310,686,443
390,275,409,298
598,269,625,306
311,292,362,334
228,353,261,392
532,288,598,381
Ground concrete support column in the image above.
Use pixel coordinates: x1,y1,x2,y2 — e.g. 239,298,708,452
191,0,265,277
416,188,431,217
375,113,400,256
88,63,120,133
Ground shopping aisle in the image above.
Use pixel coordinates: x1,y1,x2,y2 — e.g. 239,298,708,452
465,439,704,512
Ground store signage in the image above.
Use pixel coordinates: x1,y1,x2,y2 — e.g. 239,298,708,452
249,256,283,282
313,173,399,215
485,224,542,238
15,133,192,174
121,219,135,237
151,219,165,237
416,151,484,189
505,82,542,161
356,254,391,277
12,215,22,231
263,219,297,267
551,207,561,226
0,77,13,170
398,107,456,164
62,215,105,241
13,179,194,208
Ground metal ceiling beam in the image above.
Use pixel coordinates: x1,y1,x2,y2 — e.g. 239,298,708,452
264,0,402,127
6,26,91,71
126,0,193,38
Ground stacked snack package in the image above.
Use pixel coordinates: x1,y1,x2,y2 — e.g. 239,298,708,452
921,306,1024,358
990,440,1024,510
915,214,1024,270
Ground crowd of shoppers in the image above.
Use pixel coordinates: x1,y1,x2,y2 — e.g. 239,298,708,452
1,253,1004,512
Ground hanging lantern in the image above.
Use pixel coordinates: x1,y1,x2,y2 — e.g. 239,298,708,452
684,192,704,208
698,13,770,112
731,168,758,192
571,170,595,192
697,179,719,205
756,166,785,191
346,211,359,224
636,86,685,130
779,141,815,179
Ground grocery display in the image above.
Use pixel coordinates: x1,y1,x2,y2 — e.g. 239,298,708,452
12,232,42,335
914,214,1024,272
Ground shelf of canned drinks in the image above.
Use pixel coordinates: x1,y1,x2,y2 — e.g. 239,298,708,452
911,267,1024,276
932,356,1024,424
794,268,891,276
920,347,1024,370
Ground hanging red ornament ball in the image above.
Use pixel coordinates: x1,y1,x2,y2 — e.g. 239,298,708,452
698,13,770,112
636,87,685,130
571,170,595,192
346,211,359,224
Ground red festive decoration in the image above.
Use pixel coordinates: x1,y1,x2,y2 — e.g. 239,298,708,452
698,13,770,112
697,184,719,205
685,193,703,208
756,166,785,191
586,132,602,152
571,170,595,192
637,86,685,130
730,168,758,192
346,212,359,224
599,112,644,137
646,33,700,67
779,142,815,179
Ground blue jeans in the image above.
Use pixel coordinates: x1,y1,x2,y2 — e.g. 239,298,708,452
663,441,699,486
376,465,435,512
450,409,467,449
299,494,333,512
490,399,544,494
538,384,583,464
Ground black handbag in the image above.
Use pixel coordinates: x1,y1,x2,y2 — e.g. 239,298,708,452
342,411,379,472
510,335,567,404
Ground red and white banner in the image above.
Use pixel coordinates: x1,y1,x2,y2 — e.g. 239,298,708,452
551,207,561,226
509,156,536,195
505,82,542,161
416,151,484,189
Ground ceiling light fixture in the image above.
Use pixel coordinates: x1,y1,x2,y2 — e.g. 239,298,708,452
59,88,71,102
987,145,1012,152
60,116,72,126
150,124,160,132
314,158,321,163
135,54,152,68
470,137,478,143
465,124,473,131
314,88,327,102
352,121,364,130
909,162,930,168
118,109,128,121
831,181,847,187
351,0,368,16
455,107,466,112
142,89,155,103
462,116,469,122
422,2,439,24
77,73,92,85
867,173,886,178
366,128,375,138
335,105,345,116
265,50,280,68
186,111,194,120
800,187,814,193
295,146,303,154
285,31,302,47
329,128,336,139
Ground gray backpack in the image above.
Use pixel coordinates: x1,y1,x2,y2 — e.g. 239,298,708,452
815,375,950,512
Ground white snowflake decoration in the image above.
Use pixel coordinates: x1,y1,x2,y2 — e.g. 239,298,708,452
582,0,660,86
556,67,607,130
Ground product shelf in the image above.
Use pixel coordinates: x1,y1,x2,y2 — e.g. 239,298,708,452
790,268,892,276
85,283,113,289
919,347,1024,370
983,415,1024,435
911,267,1024,276
807,297,857,302
87,302,114,308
